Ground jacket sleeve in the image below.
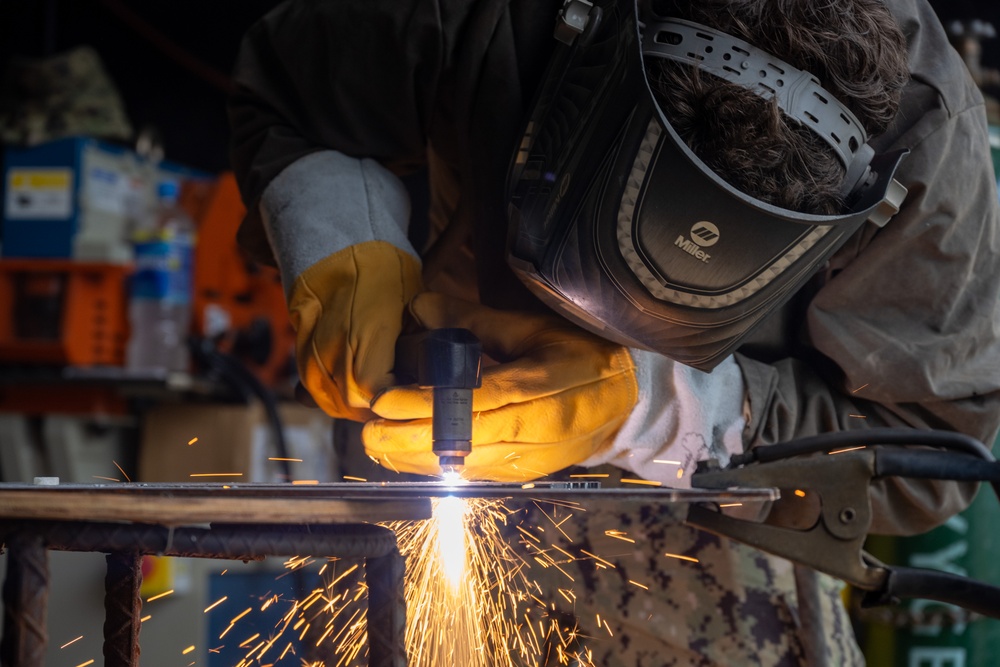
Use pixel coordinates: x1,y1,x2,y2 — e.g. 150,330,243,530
227,0,446,265
737,55,1000,535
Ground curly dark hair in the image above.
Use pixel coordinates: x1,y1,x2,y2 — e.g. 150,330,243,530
646,0,909,214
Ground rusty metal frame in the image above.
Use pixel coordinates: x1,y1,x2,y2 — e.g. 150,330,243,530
0,520,407,667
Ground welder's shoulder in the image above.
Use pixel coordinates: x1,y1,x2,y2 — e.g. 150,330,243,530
885,0,985,124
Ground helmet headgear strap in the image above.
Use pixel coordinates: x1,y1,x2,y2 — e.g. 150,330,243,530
643,17,875,198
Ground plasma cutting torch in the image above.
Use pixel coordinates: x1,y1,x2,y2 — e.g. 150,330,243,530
294,327,482,477
394,328,483,477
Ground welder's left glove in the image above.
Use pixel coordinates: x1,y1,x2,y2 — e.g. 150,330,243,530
363,293,639,481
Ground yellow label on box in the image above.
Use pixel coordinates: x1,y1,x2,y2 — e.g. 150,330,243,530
5,168,74,220
10,170,71,189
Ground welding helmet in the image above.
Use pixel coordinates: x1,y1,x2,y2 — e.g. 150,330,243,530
506,0,908,370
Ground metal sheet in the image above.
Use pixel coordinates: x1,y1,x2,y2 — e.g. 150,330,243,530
0,481,777,527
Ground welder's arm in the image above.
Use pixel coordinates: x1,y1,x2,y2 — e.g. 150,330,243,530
227,1,446,419
579,348,747,486
364,293,747,482
259,152,422,421
735,101,1000,536
228,0,441,265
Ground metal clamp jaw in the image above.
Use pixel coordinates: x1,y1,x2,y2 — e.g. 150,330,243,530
688,449,889,591
687,435,1000,618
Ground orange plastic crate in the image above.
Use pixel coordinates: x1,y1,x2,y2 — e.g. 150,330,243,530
0,259,130,366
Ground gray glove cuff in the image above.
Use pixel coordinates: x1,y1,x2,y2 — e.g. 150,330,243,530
258,150,419,296
581,350,748,486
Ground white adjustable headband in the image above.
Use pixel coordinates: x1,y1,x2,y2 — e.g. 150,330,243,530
643,17,875,197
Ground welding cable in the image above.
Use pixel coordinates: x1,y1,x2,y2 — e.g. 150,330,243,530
729,427,1000,499
730,428,996,464
209,346,294,480
190,337,294,480
873,448,1000,484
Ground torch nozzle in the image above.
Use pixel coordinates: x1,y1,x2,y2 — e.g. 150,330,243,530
438,455,467,483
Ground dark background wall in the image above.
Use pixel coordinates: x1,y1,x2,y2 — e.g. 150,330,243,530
0,0,998,175
0,0,281,173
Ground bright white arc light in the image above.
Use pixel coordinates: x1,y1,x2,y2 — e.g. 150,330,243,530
434,496,468,592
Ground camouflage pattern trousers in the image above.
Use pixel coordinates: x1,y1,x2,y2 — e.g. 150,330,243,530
506,499,866,667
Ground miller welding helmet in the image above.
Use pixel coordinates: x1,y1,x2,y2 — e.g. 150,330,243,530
506,0,908,370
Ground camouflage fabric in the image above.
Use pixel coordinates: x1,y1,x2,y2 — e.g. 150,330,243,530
0,45,133,145
507,496,865,667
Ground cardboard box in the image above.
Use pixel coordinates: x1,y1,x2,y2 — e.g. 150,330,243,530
138,401,336,484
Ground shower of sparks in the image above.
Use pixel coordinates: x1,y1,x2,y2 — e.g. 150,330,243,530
435,495,469,590
146,590,174,602
182,645,196,655
112,461,131,482
204,596,227,613
188,437,199,445
373,497,570,667
605,530,635,544
580,549,615,569
830,445,867,455
60,636,84,649
222,496,599,667
270,457,304,462
794,489,807,498
663,552,699,564
653,459,681,465
851,383,870,393
189,473,243,478
621,478,662,487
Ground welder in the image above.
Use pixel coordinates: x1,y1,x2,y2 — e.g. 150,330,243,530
227,0,1000,663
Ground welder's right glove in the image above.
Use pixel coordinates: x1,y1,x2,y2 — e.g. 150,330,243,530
288,240,422,422
364,293,750,484
363,293,639,481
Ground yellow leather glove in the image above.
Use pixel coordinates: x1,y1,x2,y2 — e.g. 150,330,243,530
288,240,422,421
363,293,639,481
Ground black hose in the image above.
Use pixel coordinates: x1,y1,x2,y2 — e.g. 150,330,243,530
732,428,995,464
190,337,293,481
874,448,1000,499
875,448,1000,483
729,427,1000,503
874,566,1000,620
